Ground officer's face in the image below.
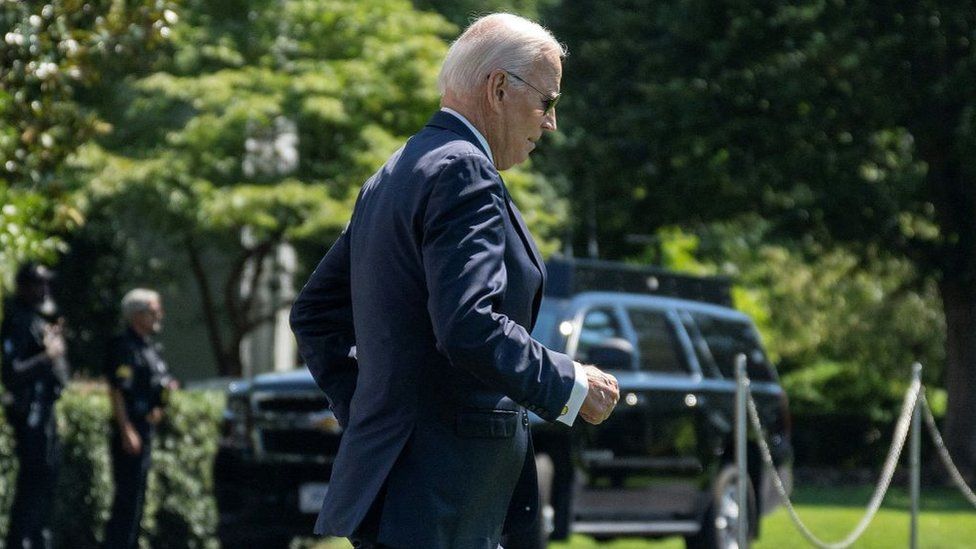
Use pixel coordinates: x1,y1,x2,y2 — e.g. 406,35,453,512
133,299,164,335
22,280,49,305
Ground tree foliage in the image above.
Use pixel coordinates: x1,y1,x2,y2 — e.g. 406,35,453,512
411,0,555,27
0,0,174,284
544,0,974,261
72,0,566,376
716,220,943,418
644,221,945,418
543,0,976,469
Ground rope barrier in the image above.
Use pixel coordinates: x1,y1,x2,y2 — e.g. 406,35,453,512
745,375,921,549
919,392,976,508
739,361,976,547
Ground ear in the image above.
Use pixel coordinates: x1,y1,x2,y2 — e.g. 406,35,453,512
486,69,507,114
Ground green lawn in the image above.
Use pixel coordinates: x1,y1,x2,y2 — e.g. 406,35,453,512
311,485,976,549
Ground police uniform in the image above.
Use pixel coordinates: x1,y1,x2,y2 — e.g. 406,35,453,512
1,296,66,549
103,327,172,549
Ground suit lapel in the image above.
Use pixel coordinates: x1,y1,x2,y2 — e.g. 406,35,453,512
502,186,547,325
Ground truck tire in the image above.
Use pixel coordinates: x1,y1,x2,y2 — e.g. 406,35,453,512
685,465,756,549
504,453,555,549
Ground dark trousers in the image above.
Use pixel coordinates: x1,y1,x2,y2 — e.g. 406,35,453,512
103,425,152,549
349,481,386,548
4,402,58,549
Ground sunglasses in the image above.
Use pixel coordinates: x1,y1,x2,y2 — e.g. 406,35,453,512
502,70,561,116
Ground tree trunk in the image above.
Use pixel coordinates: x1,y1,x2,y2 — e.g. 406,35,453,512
185,237,242,378
939,277,976,479
914,92,975,479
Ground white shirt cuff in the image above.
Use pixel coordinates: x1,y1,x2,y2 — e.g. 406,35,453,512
348,345,357,359
556,361,589,426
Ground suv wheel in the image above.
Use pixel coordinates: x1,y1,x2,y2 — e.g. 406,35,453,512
686,465,755,549
504,453,555,549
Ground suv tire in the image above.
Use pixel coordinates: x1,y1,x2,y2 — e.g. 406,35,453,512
504,453,555,549
685,465,756,549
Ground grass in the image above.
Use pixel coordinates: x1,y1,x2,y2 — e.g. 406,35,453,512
309,485,976,549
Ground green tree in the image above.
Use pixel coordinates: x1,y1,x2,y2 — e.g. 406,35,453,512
643,222,944,419
412,0,554,27
77,0,566,376
0,0,174,285
708,220,943,418
543,0,976,470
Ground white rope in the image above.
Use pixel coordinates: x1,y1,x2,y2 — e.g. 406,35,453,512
919,392,976,508
746,377,921,549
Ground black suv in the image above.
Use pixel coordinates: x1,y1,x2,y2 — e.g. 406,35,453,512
214,259,793,549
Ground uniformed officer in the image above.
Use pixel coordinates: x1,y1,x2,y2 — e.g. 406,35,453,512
103,288,175,549
1,263,69,549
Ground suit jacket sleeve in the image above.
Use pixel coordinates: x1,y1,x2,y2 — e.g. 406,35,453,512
290,228,358,427
422,153,576,421
1,312,48,389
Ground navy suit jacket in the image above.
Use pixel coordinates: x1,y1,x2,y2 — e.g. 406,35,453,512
290,111,577,548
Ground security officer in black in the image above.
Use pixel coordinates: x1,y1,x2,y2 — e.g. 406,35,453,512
1,263,69,549
103,288,175,549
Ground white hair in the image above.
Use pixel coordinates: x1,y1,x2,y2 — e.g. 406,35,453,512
121,288,160,320
438,13,567,99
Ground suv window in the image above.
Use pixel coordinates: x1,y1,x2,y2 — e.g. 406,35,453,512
531,298,569,350
626,309,688,375
690,313,775,381
680,314,723,378
576,307,626,363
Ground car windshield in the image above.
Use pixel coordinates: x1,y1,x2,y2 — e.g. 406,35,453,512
531,298,570,351
691,313,775,381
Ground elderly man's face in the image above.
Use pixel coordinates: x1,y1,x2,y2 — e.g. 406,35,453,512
490,49,561,170
132,299,164,336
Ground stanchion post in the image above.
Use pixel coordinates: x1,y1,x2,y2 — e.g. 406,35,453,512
735,353,749,549
910,362,922,549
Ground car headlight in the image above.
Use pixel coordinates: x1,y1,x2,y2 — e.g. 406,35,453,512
220,395,252,449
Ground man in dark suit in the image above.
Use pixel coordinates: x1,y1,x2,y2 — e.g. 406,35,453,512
290,13,619,549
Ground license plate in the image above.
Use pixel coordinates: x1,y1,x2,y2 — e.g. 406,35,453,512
298,482,329,514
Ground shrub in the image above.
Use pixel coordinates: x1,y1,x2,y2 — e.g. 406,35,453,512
0,406,16,543
0,382,223,548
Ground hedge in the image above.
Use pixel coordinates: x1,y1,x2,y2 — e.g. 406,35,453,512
0,383,223,549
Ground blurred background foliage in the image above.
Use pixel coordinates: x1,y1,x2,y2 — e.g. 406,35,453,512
535,0,974,467
2,0,974,466
1,0,177,283
641,220,945,420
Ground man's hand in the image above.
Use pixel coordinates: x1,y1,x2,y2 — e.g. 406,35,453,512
147,407,164,426
579,365,619,425
42,323,66,361
121,423,142,455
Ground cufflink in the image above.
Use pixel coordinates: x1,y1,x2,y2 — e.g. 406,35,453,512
561,405,569,415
